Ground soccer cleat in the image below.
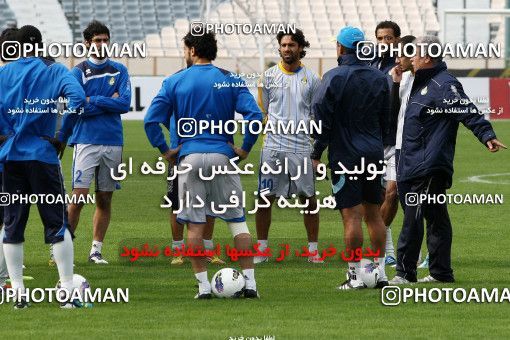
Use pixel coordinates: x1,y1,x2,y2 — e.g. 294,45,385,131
418,253,429,269
60,300,84,309
194,292,212,299
308,255,324,263
375,280,389,288
88,252,109,264
253,256,268,264
337,272,367,290
206,255,226,265
170,256,185,265
14,298,30,309
385,255,397,266
417,275,440,283
244,289,260,298
388,276,412,285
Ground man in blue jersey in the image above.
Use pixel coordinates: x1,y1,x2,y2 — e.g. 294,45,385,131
0,25,86,308
58,21,131,265
145,30,262,299
311,27,389,290
150,49,224,267
0,27,19,289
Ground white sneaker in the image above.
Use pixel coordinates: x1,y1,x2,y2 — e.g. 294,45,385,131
418,275,439,283
253,256,268,264
308,254,324,263
388,276,412,285
88,252,108,264
336,272,367,290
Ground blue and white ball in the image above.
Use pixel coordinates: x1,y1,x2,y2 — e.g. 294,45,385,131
56,274,91,302
359,259,380,288
211,268,245,298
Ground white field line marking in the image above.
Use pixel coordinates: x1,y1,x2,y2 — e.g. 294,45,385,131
462,172,510,185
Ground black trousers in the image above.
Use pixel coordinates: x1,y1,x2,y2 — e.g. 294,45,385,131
396,172,454,282
3,161,71,244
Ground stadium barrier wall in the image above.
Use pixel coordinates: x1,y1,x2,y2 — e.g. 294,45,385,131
122,76,500,120
6,57,501,120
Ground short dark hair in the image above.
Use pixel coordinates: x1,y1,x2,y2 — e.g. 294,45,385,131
83,20,110,42
276,28,310,59
183,31,217,61
0,27,18,62
375,21,401,38
399,35,416,54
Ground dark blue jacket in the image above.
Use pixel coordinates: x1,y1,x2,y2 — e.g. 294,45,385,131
370,53,397,146
311,53,389,169
397,61,496,186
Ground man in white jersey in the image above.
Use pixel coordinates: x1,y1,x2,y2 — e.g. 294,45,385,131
255,29,322,263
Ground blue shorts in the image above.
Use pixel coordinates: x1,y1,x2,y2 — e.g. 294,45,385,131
166,166,179,210
2,161,74,244
331,169,383,209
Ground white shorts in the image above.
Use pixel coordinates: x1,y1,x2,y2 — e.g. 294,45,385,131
383,145,396,182
176,153,245,224
72,144,122,192
258,149,315,198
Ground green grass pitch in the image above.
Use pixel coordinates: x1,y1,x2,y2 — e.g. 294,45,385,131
1,120,509,339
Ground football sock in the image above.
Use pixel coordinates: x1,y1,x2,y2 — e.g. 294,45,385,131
195,271,211,294
90,240,103,256
308,242,318,256
3,242,24,294
172,239,184,251
49,243,54,261
385,226,395,257
0,228,8,279
257,239,268,251
203,239,214,250
375,257,387,281
54,229,74,292
242,268,256,290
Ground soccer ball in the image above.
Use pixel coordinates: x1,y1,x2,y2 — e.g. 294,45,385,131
358,259,380,288
56,274,91,301
211,268,245,298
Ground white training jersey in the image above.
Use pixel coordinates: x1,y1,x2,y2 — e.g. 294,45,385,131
395,71,415,150
258,61,321,154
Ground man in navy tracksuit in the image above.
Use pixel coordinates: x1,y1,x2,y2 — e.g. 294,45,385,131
311,27,389,290
390,36,506,284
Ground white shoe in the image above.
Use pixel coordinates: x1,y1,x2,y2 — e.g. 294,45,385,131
336,272,367,290
388,276,412,285
308,254,324,263
418,275,439,283
88,252,108,264
253,256,268,264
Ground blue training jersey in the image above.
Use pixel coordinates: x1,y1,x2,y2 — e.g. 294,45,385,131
144,64,262,159
0,57,85,165
60,58,131,146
